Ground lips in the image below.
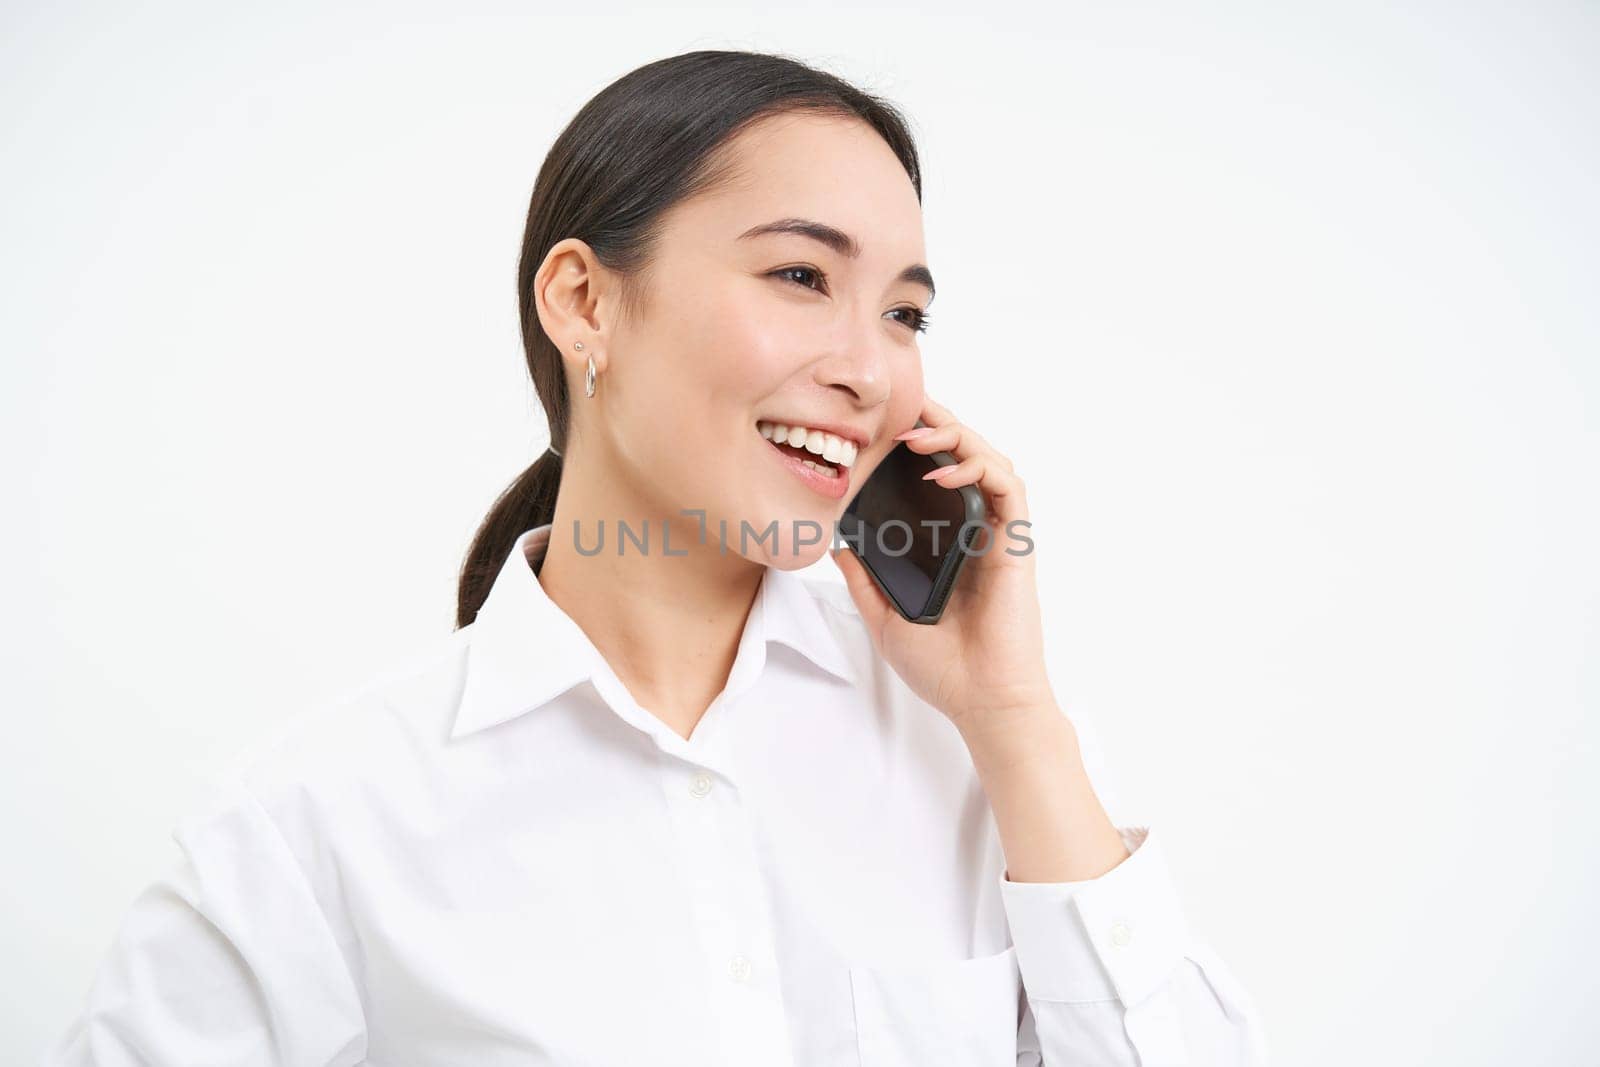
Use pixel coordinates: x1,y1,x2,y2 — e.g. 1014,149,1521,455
759,430,851,501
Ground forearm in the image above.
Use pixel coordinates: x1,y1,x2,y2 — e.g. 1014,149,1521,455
957,703,1130,883
965,704,1269,1065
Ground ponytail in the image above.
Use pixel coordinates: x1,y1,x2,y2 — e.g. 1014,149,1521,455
454,449,564,629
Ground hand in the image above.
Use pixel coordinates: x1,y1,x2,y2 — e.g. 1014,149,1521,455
830,394,1056,733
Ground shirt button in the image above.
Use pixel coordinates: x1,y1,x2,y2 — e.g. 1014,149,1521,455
728,953,751,982
1109,921,1133,947
688,771,713,798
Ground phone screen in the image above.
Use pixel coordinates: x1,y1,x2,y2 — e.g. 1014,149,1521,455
839,439,977,620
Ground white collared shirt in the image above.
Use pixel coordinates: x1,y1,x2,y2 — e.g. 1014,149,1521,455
45,523,1267,1066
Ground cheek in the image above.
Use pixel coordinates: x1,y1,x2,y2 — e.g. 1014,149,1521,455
888,353,926,424
703,298,806,398
634,286,765,420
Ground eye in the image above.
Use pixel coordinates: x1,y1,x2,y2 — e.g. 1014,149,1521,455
770,267,931,335
889,306,931,334
769,265,826,293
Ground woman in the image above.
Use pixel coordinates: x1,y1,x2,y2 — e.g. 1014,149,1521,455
45,50,1266,1066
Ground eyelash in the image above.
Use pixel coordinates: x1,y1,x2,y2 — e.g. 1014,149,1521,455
769,266,931,335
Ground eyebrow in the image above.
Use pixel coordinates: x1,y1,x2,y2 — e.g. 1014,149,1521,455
737,217,935,304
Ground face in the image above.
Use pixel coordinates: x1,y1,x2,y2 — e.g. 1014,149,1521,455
579,112,931,565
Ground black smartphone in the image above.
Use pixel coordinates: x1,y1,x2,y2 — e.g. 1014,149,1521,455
838,418,988,624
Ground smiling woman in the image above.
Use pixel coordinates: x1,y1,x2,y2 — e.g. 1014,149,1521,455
44,49,1266,1067
494,93,937,589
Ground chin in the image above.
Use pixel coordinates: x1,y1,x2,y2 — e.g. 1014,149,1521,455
775,540,831,569
725,509,835,566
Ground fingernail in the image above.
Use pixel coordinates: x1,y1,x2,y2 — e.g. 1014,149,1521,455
895,427,933,440
923,464,958,480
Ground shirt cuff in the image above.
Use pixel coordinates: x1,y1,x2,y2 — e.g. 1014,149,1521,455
997,825,1190,1007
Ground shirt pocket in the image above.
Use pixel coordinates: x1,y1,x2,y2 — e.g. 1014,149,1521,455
849,944,1022,1067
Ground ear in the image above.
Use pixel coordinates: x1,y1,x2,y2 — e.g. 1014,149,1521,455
531,237,610,376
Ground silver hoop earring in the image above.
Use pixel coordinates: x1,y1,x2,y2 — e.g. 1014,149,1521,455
584,355,597,398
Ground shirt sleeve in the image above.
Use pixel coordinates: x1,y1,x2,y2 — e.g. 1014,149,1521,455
998,711,1269,1066
39,771,368,1067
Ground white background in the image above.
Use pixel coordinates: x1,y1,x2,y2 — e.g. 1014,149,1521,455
6,2,1596,1064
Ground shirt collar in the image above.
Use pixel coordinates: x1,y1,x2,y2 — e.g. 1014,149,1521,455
450,523,858,741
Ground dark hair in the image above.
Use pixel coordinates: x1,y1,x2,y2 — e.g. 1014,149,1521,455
454,49,924,629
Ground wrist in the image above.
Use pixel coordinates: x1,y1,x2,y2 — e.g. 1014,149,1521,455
946,679,1058,735
958,704,1128,882
955,697,1077,775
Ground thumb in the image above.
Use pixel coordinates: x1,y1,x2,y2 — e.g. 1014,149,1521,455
829,544,890,635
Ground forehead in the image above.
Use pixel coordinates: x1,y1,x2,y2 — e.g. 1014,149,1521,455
664,112,925,263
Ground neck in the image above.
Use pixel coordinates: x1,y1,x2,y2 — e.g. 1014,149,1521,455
535,499,766,743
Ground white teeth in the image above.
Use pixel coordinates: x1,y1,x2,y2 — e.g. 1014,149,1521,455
800,458,839,478
756,420,859,469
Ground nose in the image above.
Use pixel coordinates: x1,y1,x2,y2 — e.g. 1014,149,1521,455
812,334,892,408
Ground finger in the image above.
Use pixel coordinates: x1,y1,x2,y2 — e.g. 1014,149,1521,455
923,453,1030,530
920,394,959,428
896,421,1015,473
901,396,1012,467
829,544,892,635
